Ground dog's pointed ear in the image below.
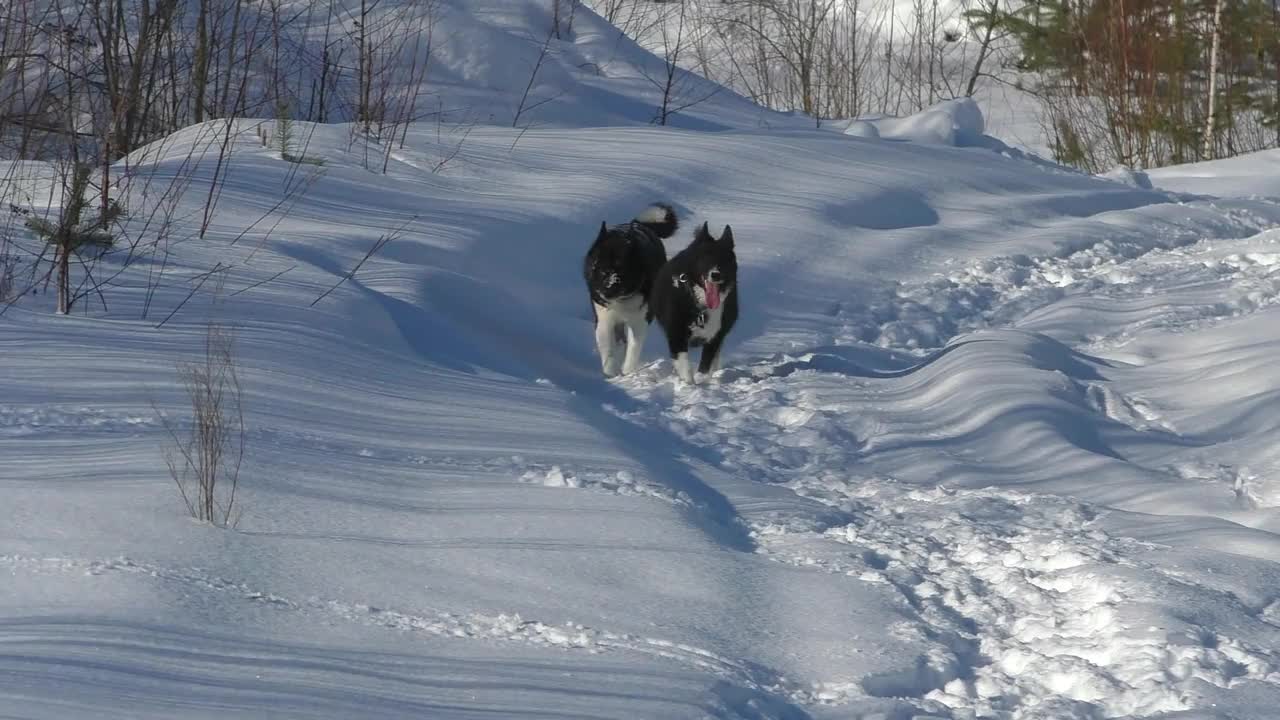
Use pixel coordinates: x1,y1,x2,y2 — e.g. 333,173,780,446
720,225,734,249
694,221,714,244
593,221,607,244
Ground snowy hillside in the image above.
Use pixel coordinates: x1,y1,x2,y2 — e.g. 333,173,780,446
8,3,1280,719
370,0,786,129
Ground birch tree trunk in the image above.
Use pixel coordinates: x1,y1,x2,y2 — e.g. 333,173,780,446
1202,0,1223,160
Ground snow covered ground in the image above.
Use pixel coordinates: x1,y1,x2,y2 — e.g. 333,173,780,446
8,4,1280,719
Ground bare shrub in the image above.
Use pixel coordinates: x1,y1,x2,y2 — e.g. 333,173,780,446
160,316,246,528
641,0,721,125
514,3,575,129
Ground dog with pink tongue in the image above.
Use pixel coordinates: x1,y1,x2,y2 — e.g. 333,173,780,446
649,221,739,384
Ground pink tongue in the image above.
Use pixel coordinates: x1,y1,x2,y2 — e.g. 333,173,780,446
703,281,721,309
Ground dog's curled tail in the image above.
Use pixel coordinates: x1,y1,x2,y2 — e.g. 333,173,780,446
633,203,678,240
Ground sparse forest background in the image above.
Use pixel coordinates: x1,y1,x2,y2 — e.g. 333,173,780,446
0,0,442,162
0,0,446,316
590,0,1280,171
2,0,1276,173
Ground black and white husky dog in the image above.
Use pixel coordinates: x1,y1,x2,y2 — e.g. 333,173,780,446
650,221,739,383
583,203,678,377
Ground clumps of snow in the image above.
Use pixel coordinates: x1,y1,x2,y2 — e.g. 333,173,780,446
791,479,1280,718
402,453,694,507
851,98,987,146
519,463,693,507
1163,460,1259,508
0,405,157,436
616,366,869,485
827,220,1280,352
1081,382,1178,435
532,465,580,488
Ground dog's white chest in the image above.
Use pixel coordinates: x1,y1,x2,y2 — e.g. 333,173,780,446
689,304,724,343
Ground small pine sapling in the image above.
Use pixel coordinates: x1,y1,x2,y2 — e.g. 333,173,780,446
25,163,122,314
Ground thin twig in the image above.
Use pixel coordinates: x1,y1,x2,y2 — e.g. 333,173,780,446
310,215,416,307
229,264,295,297
155,261,225,329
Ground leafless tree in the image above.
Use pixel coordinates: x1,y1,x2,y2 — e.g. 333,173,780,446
721,0,841,116
586,0,1023,124
515,1,578,128
641,1,721,125
963,0,1005,97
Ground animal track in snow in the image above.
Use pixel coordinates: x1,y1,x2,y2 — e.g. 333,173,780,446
792,479,1280,719
517,463,694,507
827,225,1280,354
0,554,823,709
1163,460,1263,509
0,405,157,436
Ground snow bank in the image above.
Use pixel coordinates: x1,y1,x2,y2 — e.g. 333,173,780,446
842,120,881,139
1099,165,1155,190
846,97,987,146
1146,148,1280,199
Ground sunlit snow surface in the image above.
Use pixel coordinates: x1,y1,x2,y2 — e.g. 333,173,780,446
7,4,1280,719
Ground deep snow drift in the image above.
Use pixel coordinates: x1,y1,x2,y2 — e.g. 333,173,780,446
8,3,1280,719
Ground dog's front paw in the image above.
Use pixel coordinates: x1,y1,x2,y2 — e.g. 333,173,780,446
602,359,622,378
673,352,696,384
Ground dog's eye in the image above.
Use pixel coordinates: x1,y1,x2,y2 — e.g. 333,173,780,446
677,273,687,284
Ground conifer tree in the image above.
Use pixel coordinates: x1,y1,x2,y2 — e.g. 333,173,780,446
25,164,121,315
